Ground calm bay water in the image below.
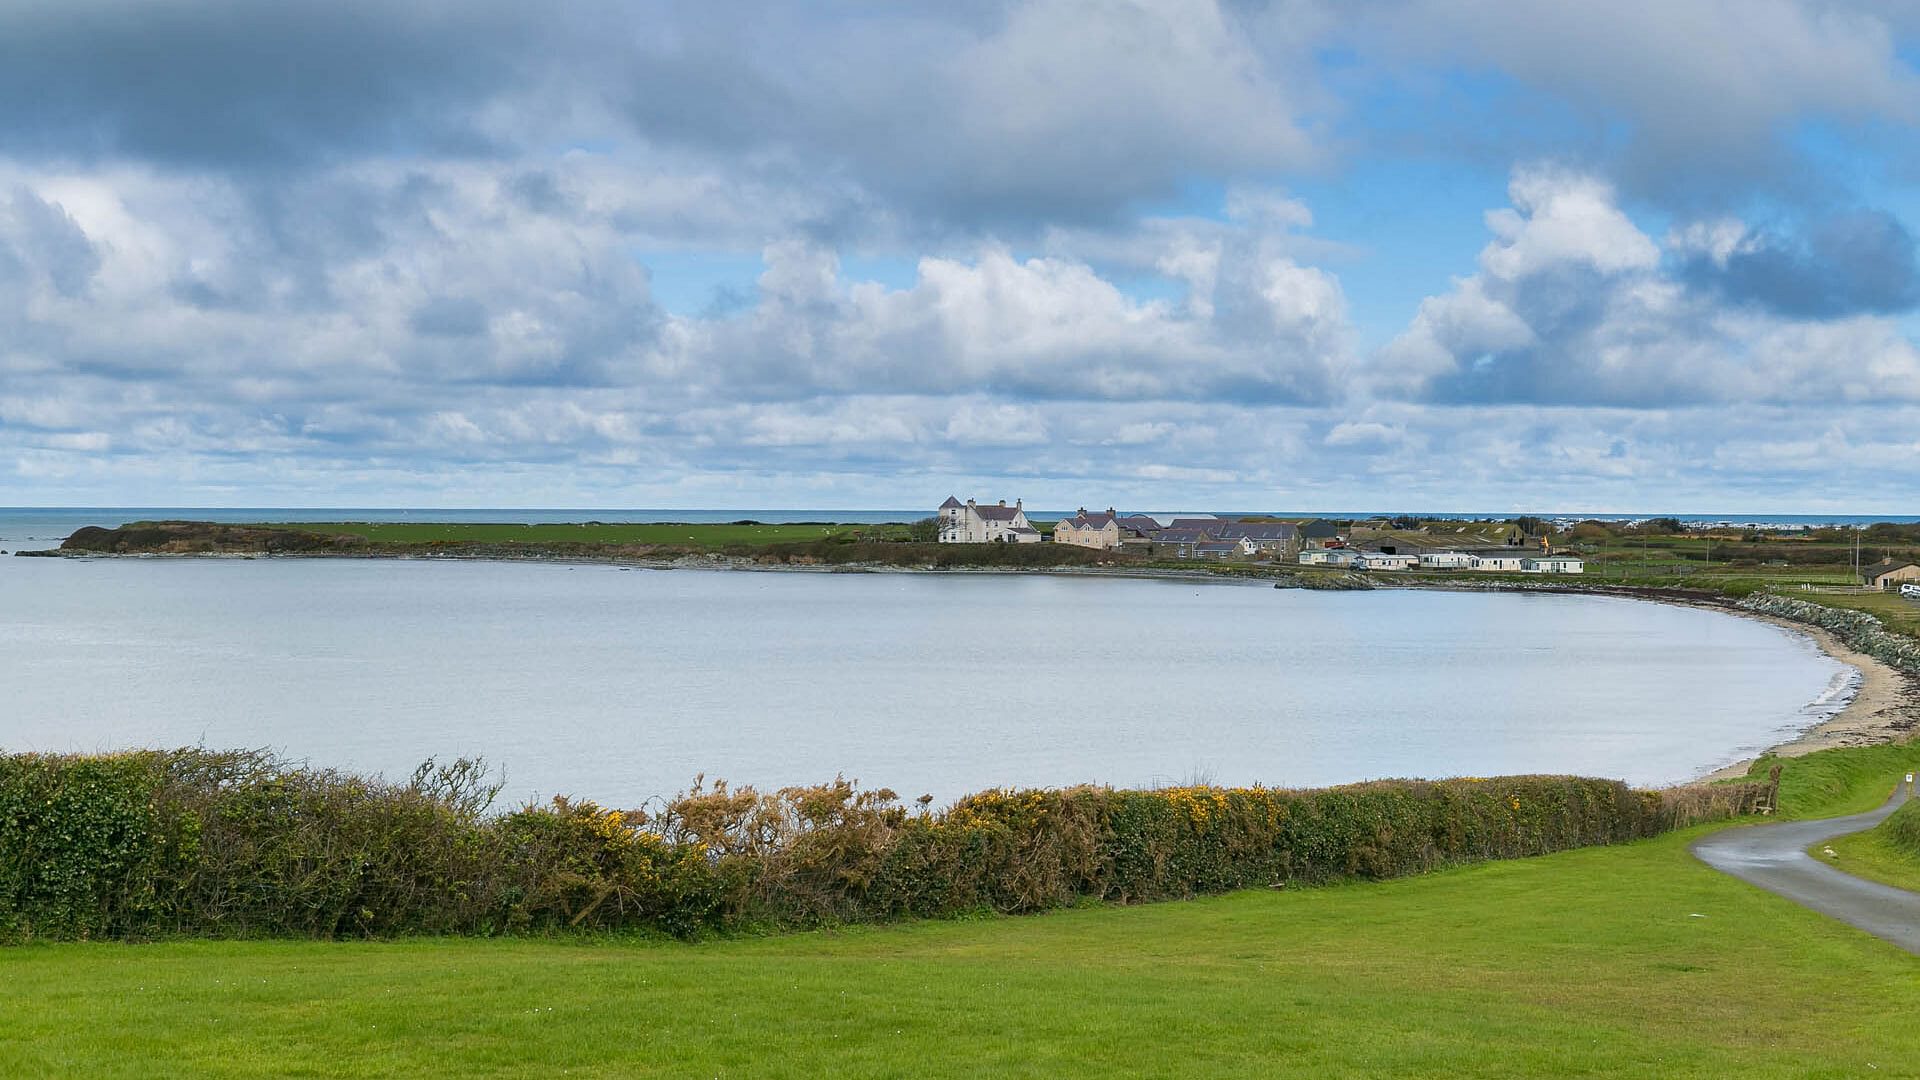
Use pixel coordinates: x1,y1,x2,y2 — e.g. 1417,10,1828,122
0,554,1850,806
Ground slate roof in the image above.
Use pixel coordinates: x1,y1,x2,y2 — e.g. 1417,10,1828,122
1214,522,1298,541
975,504,1022,521
1060,509,1117,530
1864,560,1920,578
939,496,963,510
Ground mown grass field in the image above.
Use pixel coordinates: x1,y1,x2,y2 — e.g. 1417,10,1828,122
271,521,910,548
4,827,1918,1079
5,746,1920,1078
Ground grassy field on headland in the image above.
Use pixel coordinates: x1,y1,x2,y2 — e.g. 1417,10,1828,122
277,520,913,547
4,746,1919,1078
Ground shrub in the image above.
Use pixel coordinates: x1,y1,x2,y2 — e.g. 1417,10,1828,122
0,750,1768,942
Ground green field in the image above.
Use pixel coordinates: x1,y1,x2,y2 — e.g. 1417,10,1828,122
6,746,1920,1078
4,826,1917,1078
271,521,910,548
1822,827,1920,894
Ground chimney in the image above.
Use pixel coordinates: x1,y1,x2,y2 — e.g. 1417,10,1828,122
1015,498,1022,509
998,499,1006,507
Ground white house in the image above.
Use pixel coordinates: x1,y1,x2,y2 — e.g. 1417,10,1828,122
937,497,1042,543
1054,508,1121,550
1522,555,1585,574
1418,551,1475,570
1470,552,1527,572
1356,551,1418,571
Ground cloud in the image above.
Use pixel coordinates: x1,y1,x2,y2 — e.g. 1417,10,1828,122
661,239,1351,405
2,2,1918,509
1673,209,1920,318
0,186,101,299
1375,167,1920,406
1352,0,1920,201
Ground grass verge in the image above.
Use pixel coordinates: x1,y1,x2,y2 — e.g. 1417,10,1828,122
1818,827,1920,894
1735,740,1920,818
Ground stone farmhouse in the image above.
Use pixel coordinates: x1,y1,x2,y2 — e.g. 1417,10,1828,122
1054,508,1121,550
937,496,1041,544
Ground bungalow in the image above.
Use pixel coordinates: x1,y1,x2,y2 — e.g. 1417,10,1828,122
1054,508,1121,550
1189,538,1256,561
1863,560,1920,591
1522,555,1585,574
1154,531,1254,559
1213,521,1300,557
937,496,1042,544
1356,551,1418,571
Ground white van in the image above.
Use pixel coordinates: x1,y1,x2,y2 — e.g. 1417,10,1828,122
1903,583,1920,599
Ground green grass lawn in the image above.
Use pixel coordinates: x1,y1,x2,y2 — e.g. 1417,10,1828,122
268,521,910,548
1820,827,1920,894
5,824,1920,1078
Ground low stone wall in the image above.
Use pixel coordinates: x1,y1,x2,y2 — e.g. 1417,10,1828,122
1737,594,1920,676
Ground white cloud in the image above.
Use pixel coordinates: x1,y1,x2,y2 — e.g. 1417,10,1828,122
1374,166,1920,407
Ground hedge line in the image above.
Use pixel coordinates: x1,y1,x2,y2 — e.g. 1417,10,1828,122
0,750,1768,941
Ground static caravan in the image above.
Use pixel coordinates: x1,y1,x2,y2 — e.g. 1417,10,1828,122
1357,552,1418,571
1470,552,1526,572
1522,556,1585,574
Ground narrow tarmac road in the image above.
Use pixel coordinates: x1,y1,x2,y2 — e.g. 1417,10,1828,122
1693,785,1920,955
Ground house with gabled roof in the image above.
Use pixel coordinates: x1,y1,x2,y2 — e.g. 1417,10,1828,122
1055,508,1121,550
1863,559,1920,591
1212,521,1300,557
937,496,1041,544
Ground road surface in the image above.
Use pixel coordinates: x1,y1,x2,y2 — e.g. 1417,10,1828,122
1692,785,1919,955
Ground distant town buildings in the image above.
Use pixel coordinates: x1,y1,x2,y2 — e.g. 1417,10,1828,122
930,498,1590,573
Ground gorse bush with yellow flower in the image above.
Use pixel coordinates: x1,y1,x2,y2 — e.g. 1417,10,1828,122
0,749,1770,941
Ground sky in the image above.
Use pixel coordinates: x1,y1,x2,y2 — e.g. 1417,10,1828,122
2,0,1919,513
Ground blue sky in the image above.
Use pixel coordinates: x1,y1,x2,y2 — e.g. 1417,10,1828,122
1,0,1918,512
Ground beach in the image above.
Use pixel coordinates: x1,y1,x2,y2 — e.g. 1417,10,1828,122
1702,617,1920,781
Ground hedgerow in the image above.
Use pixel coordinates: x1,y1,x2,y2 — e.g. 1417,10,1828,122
0,750,1769,942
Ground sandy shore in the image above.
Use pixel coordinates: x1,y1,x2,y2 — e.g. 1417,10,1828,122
1699,616,1920,782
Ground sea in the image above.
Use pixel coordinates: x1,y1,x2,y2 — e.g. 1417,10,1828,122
0,507,1863,808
